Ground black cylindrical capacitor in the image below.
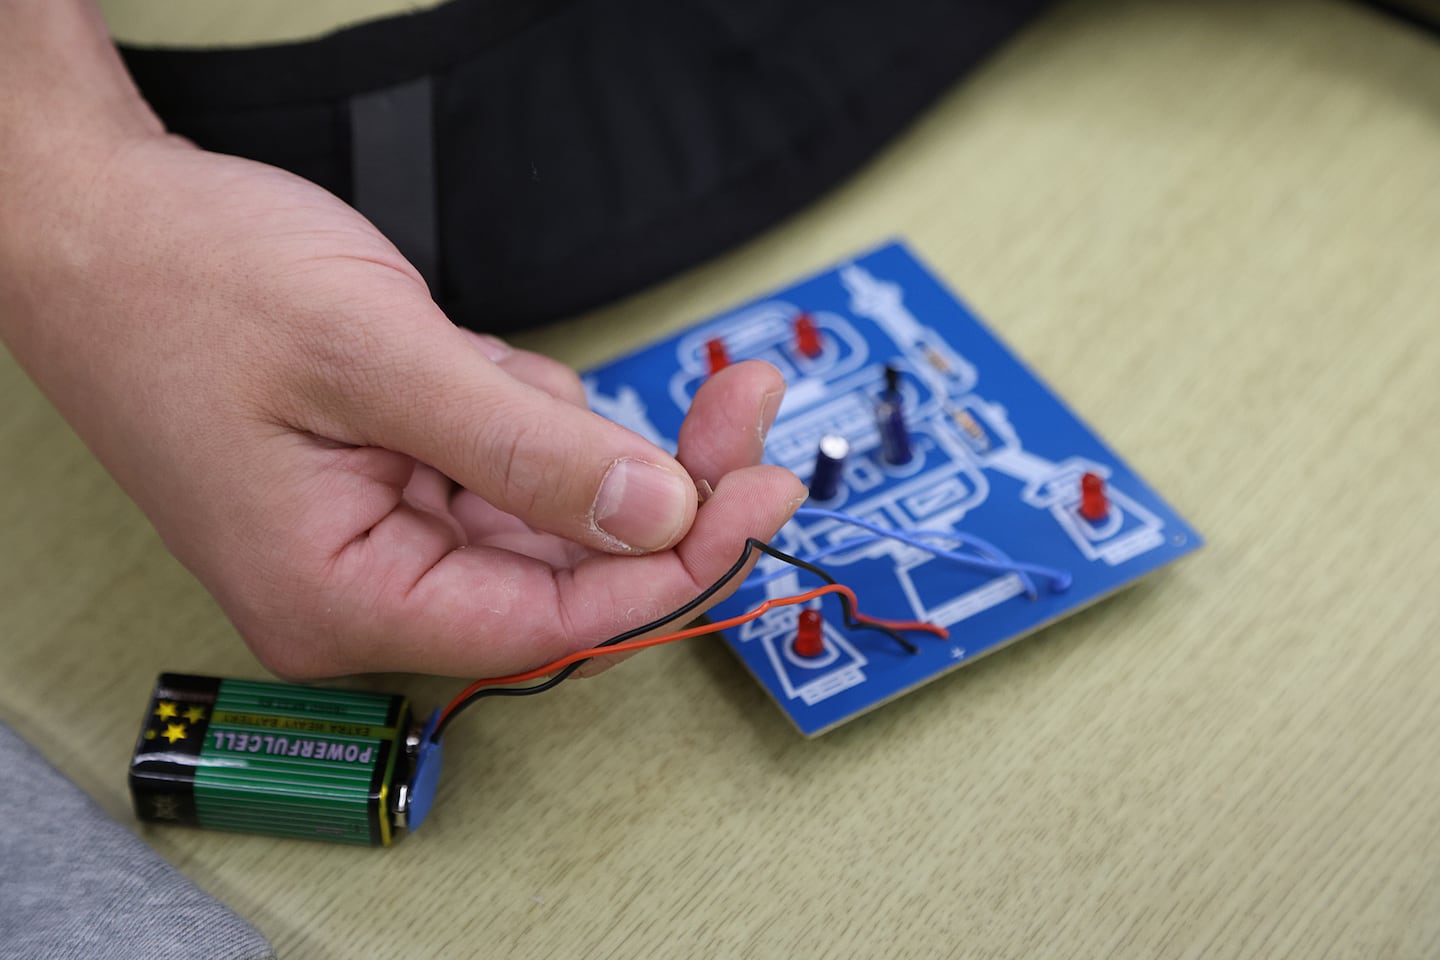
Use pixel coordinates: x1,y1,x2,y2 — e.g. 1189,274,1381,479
808,434,849,501
876,365,912,465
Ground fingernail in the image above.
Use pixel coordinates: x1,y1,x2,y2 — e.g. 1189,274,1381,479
592,459,691,552
758,390,784,443
473,334,512,362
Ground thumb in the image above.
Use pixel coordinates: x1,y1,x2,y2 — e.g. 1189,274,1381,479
342,321,696,554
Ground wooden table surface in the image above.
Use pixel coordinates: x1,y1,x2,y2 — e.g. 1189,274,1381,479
5,1,1439,957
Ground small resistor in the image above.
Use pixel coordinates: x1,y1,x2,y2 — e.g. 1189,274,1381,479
808,434,849,502
793,609,825,659
923,346,952,374
793,312,823,358
949,407,990,451
705,338,730,375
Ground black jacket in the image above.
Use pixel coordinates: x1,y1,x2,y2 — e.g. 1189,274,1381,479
123,0,1053,331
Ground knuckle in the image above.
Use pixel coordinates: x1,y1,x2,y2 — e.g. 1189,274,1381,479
476,408,560,515
526,354,588,406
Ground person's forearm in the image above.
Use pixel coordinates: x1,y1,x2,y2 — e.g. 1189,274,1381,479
0,0,166,370
0,0,160,168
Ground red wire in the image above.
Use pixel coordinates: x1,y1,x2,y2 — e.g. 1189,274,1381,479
436,584,948,728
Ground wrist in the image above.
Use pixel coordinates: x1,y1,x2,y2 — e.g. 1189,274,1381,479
0,1,166,203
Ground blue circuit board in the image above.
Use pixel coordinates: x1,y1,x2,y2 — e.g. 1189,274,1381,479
584,242,1202,735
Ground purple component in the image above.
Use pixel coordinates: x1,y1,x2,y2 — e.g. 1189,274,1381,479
876,392,912,466
808,435,849,501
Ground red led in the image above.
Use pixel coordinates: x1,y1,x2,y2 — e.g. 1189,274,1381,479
793,609,825,659
706,338,730,375
1079,472,1109,522
793,312,822,358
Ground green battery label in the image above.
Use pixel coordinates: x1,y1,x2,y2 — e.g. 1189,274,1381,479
130,674,411,846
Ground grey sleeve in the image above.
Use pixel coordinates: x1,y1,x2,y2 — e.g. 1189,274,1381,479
0,721,276,960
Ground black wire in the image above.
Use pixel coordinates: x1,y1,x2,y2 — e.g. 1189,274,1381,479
430,538,921,741
745,540,917,655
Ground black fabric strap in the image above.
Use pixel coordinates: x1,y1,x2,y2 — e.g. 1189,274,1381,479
120,0,576,108
120,0,1056,332
1353,0,1440,38
349,76,439,289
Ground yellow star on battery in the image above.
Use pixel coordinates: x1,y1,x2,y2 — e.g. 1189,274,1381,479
182,705,207,724
153,701,178,721
162,723,188,744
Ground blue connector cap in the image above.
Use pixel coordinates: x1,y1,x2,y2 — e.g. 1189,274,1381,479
406,708,444,833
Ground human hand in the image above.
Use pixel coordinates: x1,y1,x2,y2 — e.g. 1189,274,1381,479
0,132,804,679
